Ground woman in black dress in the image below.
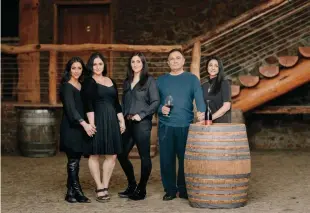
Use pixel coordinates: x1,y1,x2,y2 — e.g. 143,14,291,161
201,56,231,123
59,57,96,203
118,52,159,200
82,52,125,202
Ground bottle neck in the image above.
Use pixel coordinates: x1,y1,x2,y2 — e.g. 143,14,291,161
206,100,211,109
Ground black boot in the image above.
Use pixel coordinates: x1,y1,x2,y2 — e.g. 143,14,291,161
118,183,137,198
65,175,77,203
128,185,146,201
68,159,91,203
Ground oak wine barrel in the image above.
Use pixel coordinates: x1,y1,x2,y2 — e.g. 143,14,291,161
184,123,251,209
18,109,57,157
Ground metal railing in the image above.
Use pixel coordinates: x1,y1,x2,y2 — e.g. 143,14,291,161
198,0,310,83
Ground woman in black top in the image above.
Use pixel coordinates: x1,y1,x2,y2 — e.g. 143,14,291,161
82,52,125,202
59,57,96,203
201,56,231,123
118,52,160,200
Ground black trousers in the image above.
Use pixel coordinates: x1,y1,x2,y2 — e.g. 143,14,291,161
158,122,189,195
117,118,152,189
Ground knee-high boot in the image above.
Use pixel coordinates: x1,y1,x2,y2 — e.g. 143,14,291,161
65,170,77,203
68,159,91,203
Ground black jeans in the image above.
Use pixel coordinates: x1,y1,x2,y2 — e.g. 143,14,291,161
117,118,152,189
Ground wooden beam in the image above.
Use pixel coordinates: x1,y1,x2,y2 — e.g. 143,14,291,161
53,0,111,5
278,56,299,68
299,47,310,58
253,106,310,114
259,65,279,78
1,44,183,54
231,85,240,98
239,75,260,87
49,51,57,105
190,41,201,79
13,103,63,108
232,59,310,112
183,0,287,52
18,0,40,103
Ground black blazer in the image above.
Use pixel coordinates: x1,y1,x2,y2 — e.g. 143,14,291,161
122,76,159,120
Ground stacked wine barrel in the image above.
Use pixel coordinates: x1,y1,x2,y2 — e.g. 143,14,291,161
184,123,251,209
18,109,57,157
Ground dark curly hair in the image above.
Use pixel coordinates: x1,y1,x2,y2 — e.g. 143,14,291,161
60,56,86,85
126,52,149,86
205,56,225,95
86,52,108,77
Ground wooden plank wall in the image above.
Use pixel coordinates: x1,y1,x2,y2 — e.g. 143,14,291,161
18,0,40,103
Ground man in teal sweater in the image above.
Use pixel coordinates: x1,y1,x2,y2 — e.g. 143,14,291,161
157,49,205,201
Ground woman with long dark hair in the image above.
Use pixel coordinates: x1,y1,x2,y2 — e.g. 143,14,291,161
201,56,231,123
117,52,159,200
59,57,96,203
82,52,125,202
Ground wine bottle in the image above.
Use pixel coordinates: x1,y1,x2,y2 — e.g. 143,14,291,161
205,100,213,125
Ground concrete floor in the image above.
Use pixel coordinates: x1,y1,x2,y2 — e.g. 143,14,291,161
1,151,310,213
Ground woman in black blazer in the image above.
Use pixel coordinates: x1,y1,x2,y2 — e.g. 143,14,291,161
118,52,160,200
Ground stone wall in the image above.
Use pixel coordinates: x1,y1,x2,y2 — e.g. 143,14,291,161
246,113,310,150
114,0,268,44
245,82,310,150
1,104,18,154
39,0,267,44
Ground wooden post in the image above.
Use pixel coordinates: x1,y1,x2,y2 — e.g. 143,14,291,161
18,0,40,103
190,41,202,121
49,51,57,105
190,41,201,79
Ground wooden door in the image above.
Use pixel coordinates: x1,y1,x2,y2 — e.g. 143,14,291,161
57,5,111,82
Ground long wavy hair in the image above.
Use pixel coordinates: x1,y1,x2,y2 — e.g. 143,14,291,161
60,56,86,85
205,56,225,95
126,52,149,86
86,52,108,77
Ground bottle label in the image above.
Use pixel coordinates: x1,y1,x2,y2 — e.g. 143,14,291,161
205,120,213,125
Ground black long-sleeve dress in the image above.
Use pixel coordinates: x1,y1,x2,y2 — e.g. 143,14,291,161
82,77,123,155
59,82,86,153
